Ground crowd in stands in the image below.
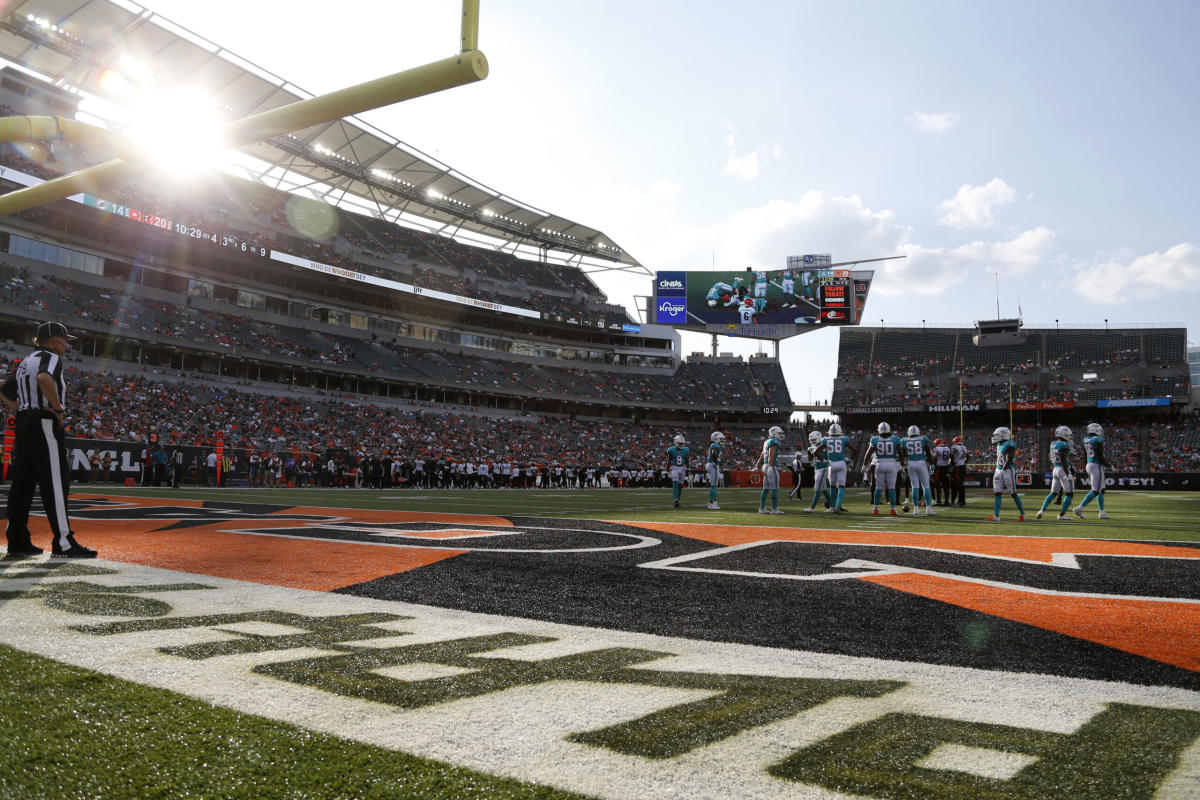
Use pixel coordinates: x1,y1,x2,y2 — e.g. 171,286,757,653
0,127,626,328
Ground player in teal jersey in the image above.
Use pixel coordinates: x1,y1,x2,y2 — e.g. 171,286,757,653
823,422,854,513
1074,422,1112,519
988,426,1027,521
755,425,784,514
803,430,834,512
706,431,725,510
665,434,690,508
902,425,936,516
1037,425,1077,520
705,282,738,308
865,422,904,515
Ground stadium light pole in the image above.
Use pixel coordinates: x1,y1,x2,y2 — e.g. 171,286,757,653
0,0,487,217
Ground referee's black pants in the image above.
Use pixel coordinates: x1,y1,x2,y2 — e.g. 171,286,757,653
5,411,73,551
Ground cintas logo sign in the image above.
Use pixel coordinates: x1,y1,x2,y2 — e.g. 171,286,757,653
655,271,687,297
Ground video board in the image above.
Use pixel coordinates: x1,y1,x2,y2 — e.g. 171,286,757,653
653,264,872,340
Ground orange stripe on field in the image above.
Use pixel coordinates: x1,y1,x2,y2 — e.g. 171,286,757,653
862,572,1200,673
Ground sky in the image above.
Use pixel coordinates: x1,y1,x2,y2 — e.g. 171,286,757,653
114,1,1200,403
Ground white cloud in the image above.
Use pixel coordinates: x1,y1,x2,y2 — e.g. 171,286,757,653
936,178,1017,229
721,123,780,182
1070,243,1200,303
907,110,961,133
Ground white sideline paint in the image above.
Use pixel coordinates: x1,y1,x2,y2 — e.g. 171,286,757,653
0,560,1198,800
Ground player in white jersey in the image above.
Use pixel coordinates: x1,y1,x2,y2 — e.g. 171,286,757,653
737,298,756,325
865,422,903,515
779,270,797,307
755,426,785,514
902,426,935,515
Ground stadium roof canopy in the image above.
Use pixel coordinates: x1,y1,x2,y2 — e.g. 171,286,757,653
0,0,648,274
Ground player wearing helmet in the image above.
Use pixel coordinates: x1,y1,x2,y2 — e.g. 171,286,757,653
802,430,832,512
988,426,1026,522
737,297,756,325
666,434,690,508
755,426,785,514
865,422,903,515
705,281,738,309
902,425,935,516
931,438,952,506
823,423,853,512
706,432,725,510
1074,422,1112,519
949,435,969,506
1037,425,1077,520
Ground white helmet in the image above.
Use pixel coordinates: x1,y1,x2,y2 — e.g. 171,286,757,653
1086,422,1103,437
991,426,1011,444
877,422,891,435
828,423,842,436
1054,425,1074,441
673,434,686,446
768,426,784,439
710,431,725,443
808,430,823,445
907,425,921,437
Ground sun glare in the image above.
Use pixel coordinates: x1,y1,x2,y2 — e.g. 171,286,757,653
123,88,227,179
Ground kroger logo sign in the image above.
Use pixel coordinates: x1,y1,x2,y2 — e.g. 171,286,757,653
655,271,687,297
656,300,687,324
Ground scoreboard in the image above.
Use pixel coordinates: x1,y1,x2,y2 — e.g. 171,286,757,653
650,264,873,340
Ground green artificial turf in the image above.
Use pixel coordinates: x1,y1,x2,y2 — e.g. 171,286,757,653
79,486,1200,542
0,644,592,800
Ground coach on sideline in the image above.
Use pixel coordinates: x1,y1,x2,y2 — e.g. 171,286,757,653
1,321,96,558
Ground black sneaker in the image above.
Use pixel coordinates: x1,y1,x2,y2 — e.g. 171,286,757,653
51,533,97,559
4,542,43,558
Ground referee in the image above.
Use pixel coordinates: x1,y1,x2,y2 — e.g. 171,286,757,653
1,322,96,558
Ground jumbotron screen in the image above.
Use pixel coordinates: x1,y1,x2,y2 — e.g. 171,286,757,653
652,264,872,339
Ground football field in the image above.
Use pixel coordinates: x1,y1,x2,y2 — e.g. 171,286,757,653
2,487,1198,799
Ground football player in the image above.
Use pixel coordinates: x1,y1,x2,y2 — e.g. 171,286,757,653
666,434,690,508
755,425,785,514
802,430,834,512
988,426,1027,522
705,281,738,309
1074,422,1112,519
865,422,903,515
754,269,769,306
931,437,952,505
903,425,936,516
779,269,797,307
1037,425,1077,520
706,431,724,510
737,297,756,325
950,435,969,506
823,422,854,513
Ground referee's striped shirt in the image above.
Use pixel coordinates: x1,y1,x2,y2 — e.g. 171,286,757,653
14,348,66,412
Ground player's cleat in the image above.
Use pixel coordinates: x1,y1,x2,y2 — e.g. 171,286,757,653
769,509,784,515
673,500,680,508
986,516,1001,522
889,508,898,516
902,502,911,512
1056,514,1072,521
872,507,880,515
1098,510,1111,520
1035,510,1044,519
1017,514,1025,522
823,507,836,513
802,507,814,513
758,508,769,514
926,509,936,516
1073,506,1085,519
